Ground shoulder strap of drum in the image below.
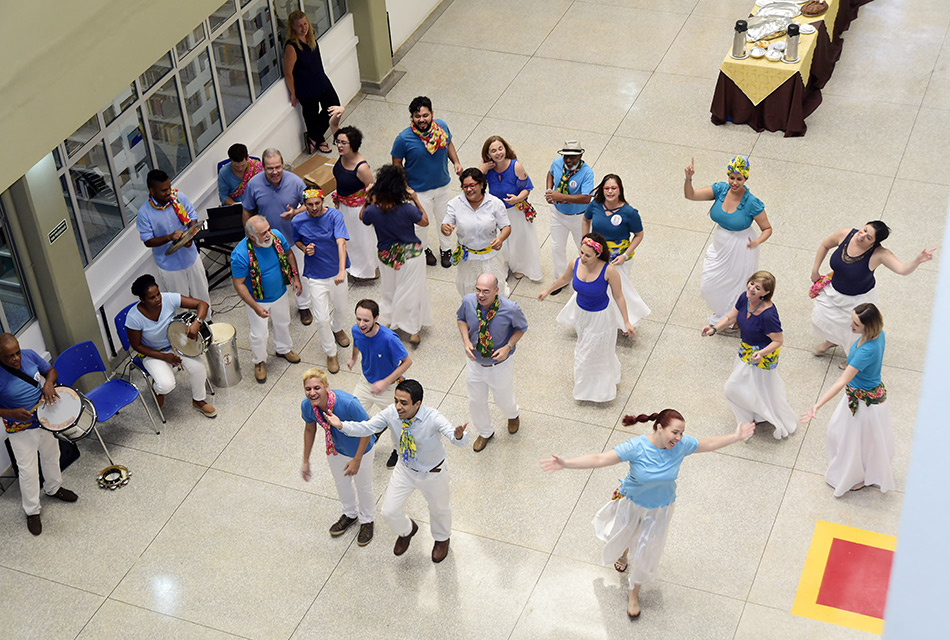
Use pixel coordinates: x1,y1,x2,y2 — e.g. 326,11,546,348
0,362,41,387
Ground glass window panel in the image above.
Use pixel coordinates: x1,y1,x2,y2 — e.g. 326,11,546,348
331,0,347,23
180,50,222,154
210,0,237,32
103,83,137,125
213,21,253,125
0,223,34,334
139,51,174,91
107,108,152,224
64,115,101,157
303,0,331,37
273,0,297,51
53,147,63,170
241,0,253,6
68,141,123,260
175,23,206,60
145,77,192,178
60,175,87,267
243,0,281,97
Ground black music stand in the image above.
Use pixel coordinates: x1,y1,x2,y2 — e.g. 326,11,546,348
197,204,245,290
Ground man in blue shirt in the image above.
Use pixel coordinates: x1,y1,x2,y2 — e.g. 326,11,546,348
241,148,312,325
136,170,212,310
217,143,262,205
544,141,595,295
391,96,463,269
231,215,303,383
456,273,527,452
0,334,78,535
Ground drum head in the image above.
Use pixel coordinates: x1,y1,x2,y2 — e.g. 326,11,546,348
210,322,235,343
37,387,82,432
168,314,208,357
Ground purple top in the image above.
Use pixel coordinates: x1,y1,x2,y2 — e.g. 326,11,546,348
829,228,876,296
572,260,609,312
734,292,782,347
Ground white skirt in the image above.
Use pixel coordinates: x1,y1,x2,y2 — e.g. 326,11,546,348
593,498,675,587
455,253,510,298
616,262,652,326
825,395,895,497
500,208,543,281
811,283,878,349
723,356,798,439
701,226,759,324
557,297,622,402
379,254,432,335
339,203,380,279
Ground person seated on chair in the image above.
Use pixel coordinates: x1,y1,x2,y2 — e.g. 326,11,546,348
218,143,263,206
124,274,216,418
0,333,78,536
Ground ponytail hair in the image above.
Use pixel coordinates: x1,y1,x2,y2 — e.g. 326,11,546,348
622,408,685,432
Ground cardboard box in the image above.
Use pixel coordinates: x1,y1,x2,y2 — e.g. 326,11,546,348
292,153,337,194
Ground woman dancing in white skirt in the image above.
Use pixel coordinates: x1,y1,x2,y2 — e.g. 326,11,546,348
330,118,379,280
541,410,754,619
702,271,797,439
802,303,895,497
539,233,636,402
684,155,773,325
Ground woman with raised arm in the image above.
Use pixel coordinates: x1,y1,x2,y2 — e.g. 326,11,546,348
541,410,754,619
330,117,378,280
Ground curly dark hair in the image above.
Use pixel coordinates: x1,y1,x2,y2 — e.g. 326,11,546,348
370,164,411,211
131,273,159,299
334,126,363,152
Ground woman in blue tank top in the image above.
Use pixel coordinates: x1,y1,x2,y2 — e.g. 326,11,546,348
810,220,934,357
539,233,637,402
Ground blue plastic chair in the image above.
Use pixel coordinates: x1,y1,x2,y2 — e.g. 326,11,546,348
53,340,159,435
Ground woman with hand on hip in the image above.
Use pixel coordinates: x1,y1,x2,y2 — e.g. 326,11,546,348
542,410,754,619
684,155,772,325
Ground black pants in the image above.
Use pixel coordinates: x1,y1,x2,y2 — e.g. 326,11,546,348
299,84,340,147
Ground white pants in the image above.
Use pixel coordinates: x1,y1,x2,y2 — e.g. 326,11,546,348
246,291,293,364
381,462,452,541
339,202,380,279
379,255,432,335
416,183,454,252
158,257,212,319
352,377,399,450
326,450,376,523
291,246,311,311
549,207,584,277
142,354,208,401
306,276,348,356
466,358,519,438
8,427,63,516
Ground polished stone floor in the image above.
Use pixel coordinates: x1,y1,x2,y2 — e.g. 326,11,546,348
1,0,946,638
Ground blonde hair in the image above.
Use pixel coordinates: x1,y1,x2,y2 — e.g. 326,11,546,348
286,11,316,51
301,367,328,386
748,270,776,301
480,135,517,163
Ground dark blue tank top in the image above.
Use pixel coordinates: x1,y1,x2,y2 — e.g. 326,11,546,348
333,160,367,197
288,42,330,99
573,260,609,312
829,229,876,296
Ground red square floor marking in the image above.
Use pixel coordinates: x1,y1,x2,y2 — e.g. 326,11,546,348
816,538,894,619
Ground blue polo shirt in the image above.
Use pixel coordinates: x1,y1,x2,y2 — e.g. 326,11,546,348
352,324,408,384
218,163,243,204
291,207,350,280
230,230,292,303
0,349,50,430
390,120,453,192
301,390,374,458
456,294,529,366
242,172,306,241
136,193,199,271
548,158,594,215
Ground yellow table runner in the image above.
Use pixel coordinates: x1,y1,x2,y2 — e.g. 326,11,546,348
719,0,841,106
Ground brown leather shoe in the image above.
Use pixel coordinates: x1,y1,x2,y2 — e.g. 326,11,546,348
357,522,374,546
393,519,418,556
507,416,520,434
27,514,41,535
432,538,450,563
473,434,493,452
329,514,357,537
278,350,301,363
327,355,340,374
299,308,313,325
51,488,78,502
254,362,267,383
192,401,217,418
334,330,350,348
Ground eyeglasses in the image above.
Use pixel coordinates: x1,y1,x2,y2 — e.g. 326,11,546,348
334,140,349,146
461,183,480,190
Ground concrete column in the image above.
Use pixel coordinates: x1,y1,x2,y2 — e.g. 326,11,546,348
349,0,401,94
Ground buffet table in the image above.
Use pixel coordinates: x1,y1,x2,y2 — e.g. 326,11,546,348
710,0,875,136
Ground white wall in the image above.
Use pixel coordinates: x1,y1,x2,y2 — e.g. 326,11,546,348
386,0,442,52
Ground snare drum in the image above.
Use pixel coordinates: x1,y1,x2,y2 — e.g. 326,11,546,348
167,311,213,357
36,386,97,443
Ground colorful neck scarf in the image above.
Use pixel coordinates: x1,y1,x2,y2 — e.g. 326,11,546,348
727,155,750,178
149,189,191,226
846,382,887,416
399,419,417,464
450,243,494,266
230,158,263,200
476,296,500,358
311,390,338,456
738,342,780,370
411,121,449,155
556,160,584,194
332,188,367,208
378,242,423,271
246,233,292,300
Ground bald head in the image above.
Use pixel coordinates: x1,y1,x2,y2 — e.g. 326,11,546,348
0,333,21,369
474,273,499,307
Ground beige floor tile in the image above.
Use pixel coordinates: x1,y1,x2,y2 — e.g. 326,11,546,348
657,15,737,80
871,267,938,371
77,599,244,640
420,0,572,56
897,108,950,185
111,470,348,640
510,555,745,639
489,57,652,134
0,568,103,640
734,602,876,640
290,530,549,640
691,0,757,19
578,0,700,13
843,0,950,38
922,40,950,111
747,470,903,611
536,3,687,72
880,179,949,273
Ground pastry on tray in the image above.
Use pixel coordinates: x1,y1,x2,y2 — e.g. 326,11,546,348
801,0,828,17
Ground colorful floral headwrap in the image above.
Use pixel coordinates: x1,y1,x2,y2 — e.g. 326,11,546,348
303,188,324,201
727,155,750,179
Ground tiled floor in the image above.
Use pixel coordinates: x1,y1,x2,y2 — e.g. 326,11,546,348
2,1,946,637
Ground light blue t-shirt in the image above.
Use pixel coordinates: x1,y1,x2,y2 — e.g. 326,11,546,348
136,193,199,271
291,207,350,280
708,183,764,231
548,158,595,215
242,172,306,241
300,390,374,458
124,292,182,351
614,434,699,509
218,162,244,204
0,349,50,429
230,230,292,303
390,119,453,192
847,332,885,390
352,324,408,385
